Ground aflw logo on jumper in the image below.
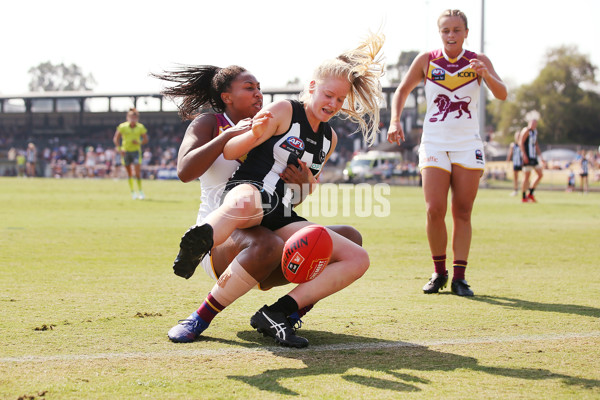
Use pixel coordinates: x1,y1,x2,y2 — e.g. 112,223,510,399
432,68,445,81
280,136,305,157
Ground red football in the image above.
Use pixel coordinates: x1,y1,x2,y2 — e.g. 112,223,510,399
282,225,333,284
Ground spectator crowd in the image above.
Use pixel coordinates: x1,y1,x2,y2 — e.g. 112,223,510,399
1,123,184,179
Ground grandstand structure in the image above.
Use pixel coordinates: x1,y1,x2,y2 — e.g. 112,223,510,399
0,86,422,176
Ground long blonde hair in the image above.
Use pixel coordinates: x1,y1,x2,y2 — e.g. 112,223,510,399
300,32,385,144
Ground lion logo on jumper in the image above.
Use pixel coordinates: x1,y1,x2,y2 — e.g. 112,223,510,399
429,94,472,122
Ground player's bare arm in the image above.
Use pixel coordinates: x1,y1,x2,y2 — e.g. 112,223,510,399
471,54,507,100
223,100,292,160
388,52,428,144
113,131,122,154
178,114,250,182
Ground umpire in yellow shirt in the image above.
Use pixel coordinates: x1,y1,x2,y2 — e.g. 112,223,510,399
113,108,149,199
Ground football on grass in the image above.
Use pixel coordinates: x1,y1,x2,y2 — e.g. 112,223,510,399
282,225,333,283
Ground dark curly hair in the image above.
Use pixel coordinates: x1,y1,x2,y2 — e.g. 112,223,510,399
152,65,247,120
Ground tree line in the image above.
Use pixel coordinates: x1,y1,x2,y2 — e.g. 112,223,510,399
488,46,599,146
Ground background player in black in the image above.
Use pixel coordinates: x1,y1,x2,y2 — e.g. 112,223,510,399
506,130,523,196
578,150,592,194
519,118,545,202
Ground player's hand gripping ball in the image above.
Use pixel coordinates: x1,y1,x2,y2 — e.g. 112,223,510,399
282,225,333,283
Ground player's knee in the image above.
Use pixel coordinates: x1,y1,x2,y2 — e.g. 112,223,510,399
356,248,370,277
347,228,363,247
225,191,262,218
426,203,446,221
247,231,284,268
453,208,472,223
452,200,473,221
257,234,285,265
347,246,370,279
330,225,363,247
236,234,284,282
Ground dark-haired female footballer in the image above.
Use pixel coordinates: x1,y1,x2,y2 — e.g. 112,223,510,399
166,32,385,348
387,9,507,296
153,64,362,347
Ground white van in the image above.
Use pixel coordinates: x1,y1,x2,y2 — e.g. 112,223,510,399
342,151,402,182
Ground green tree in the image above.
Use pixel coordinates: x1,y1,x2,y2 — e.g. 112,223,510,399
28,61,96,92
491,46,600,145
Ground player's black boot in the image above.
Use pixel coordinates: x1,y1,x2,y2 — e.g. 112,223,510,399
250,305,309,348
423,272,448,294
172,224,214,279
451,279,474,296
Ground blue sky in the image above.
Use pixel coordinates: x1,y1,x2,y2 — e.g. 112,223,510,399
2,0,598,95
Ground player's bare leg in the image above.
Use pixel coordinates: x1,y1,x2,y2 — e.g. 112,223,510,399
125,164,137,199
134,163,144,199
168,226,284,343
278,222,369,307
527,167,543,201
421,167,451,293
521,169,532,202
250,221,369,348
172,184,263,279
448,165,479,296
258,224,362,290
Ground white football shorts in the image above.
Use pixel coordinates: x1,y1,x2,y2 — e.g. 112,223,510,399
418,143,486,172
200,253,218,281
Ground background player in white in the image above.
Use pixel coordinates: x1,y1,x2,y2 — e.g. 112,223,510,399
387,9,507,296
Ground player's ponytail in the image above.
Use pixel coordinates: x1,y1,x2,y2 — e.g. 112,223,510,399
302,32,385,144
153,65,247,120
341,32,385,144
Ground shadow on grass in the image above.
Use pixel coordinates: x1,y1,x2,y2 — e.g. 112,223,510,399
465,295,600,318
225,330,599,396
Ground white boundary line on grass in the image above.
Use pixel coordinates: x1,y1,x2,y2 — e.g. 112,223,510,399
2,331,599,363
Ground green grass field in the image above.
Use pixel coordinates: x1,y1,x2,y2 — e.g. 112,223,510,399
1,177,599,399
